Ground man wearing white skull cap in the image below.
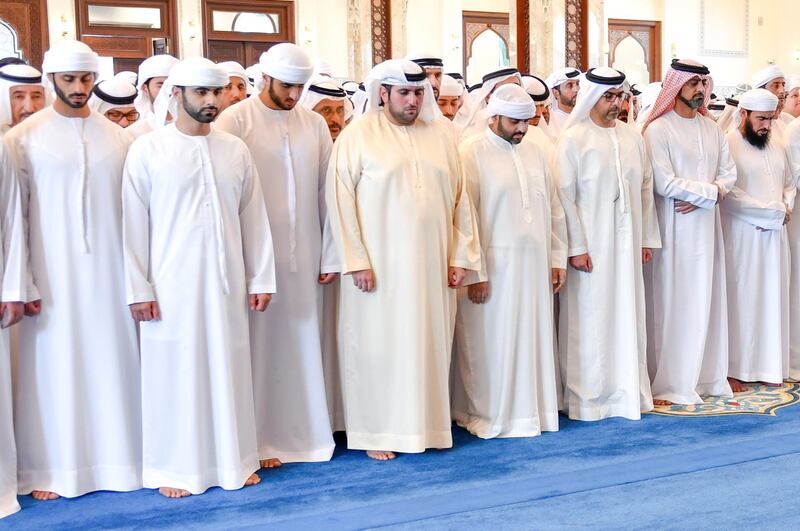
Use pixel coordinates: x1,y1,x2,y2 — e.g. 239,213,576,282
752,65,791,136
217,60,250,111
437,74,465,120
326,59,481,459
643,58,737,403
554,67,660,421
4,39,142,500
216,42,337,467
723,89,794,388
123,57,275,498
0,64,47,136
452,84,566,438
127,54,179,139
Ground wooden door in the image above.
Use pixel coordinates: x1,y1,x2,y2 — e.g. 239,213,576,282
608,18,661,85
0,0,48,67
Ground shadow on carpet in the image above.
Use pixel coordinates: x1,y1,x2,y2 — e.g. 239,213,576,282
4,400,800,530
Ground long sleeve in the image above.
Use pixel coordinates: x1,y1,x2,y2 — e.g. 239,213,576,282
458,143,487,284
448,143,482,273
3,134,38,302
121,141,156,304
640,146,662,249
325,129,372,275
239,154,277,294
316,122,339,274
644,124,722,209
723,186,786,230
714,131,738,197
782,152,797,212
547,162,568,269
554,136,588,257
0,142,26,302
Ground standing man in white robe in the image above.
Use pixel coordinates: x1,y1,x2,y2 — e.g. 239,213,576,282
454,67,523,141
300,76,353,432
521,75,555,145
123,58,276,498
88,77,139,128
4,40,141,500
723,89,794,387
326,59,481,460
783,105,800,380
544,67,581,139
216,43,337,467
452,84,566,438
0,141,25,519
127,54,179,139
752,66,791,136
0,64,47,136
406,52,444,100
437,75,465,121
643,59,737,401
218,61,250,111
554,67,661,421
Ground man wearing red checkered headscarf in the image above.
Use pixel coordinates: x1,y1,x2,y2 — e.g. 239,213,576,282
642,58,739,406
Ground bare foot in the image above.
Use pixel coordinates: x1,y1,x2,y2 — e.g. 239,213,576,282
653,399,672,406
260,458,282,469
366,450,396,461
159,487,191,498
761,381,782,388
31,490,60,501
244,473,261,487
728,377,748,393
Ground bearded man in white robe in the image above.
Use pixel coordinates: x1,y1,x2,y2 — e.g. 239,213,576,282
642,59,737,401
454,67,523,141
217,61,250,111
216,43,337,467
554,67,661,421
326,59,481,460
0,142,25,519
722,89,794,387
4,40,141,500
127,54,179,139
521,74,554,143
544,67,581,140
452,84,566,438
0,64,47,137
752,66,791,138
123,58,276,498
437,75,465,121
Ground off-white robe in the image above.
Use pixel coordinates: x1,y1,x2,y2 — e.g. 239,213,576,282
125,114,155,139
783,118,800,379
0,142,25,519
555,119,661,421
216,96,336,462
452,128,566,438
547,107,570,139
4,107,141,497
123,124,276,494
644,111,736,404
327,110,481,453
723,130,794,384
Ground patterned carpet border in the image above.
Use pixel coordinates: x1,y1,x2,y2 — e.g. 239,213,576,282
649,383,800,417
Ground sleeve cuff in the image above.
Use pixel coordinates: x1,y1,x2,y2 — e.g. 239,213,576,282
248,283,277,295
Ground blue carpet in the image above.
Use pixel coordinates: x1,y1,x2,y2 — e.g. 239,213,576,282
3,405,800,530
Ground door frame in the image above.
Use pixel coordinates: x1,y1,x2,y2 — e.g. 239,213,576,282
608,18,662,83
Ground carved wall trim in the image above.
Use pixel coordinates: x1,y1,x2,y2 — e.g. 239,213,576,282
515,0,530,72
370,0,391,65
564,0,587,70
0,0,48,67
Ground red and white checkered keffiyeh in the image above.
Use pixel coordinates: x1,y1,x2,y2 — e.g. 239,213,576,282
642,66,713,133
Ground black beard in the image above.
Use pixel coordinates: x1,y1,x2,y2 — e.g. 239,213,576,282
268,79,293,110
183,101,218,123
678,93,704,110
53,81,87,109
743,119,769,149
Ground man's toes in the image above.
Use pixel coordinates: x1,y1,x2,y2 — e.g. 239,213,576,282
245,473,261,486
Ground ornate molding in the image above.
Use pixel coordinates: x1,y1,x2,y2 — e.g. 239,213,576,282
699,0,749,57
516,0,530,72
371,0,391,65
564,0,586,69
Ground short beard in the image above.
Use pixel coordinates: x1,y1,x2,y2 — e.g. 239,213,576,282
268,79,294,110
53,80,87,109
678,93,704,110
180,92,218,123
743,119,769,149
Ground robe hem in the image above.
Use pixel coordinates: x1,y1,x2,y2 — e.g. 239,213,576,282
453,412,559,439
346,430,453,453
142,459,259,495
0,496,20,520
727,372,785,385
258,445,334,463
563,403,645,422
17,465,142,498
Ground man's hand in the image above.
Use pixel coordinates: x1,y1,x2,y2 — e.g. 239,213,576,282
569,254,593,273
352,269,375,292
249,293,272,312
785,211,791,225
0,302,24,329
318,272,339,285
716,183,726,203
448,267,466,288
551,268,567,294
674,200,699,214
129,301,161,322
24,300,41,316
468,281,489,304
642,248,653,265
